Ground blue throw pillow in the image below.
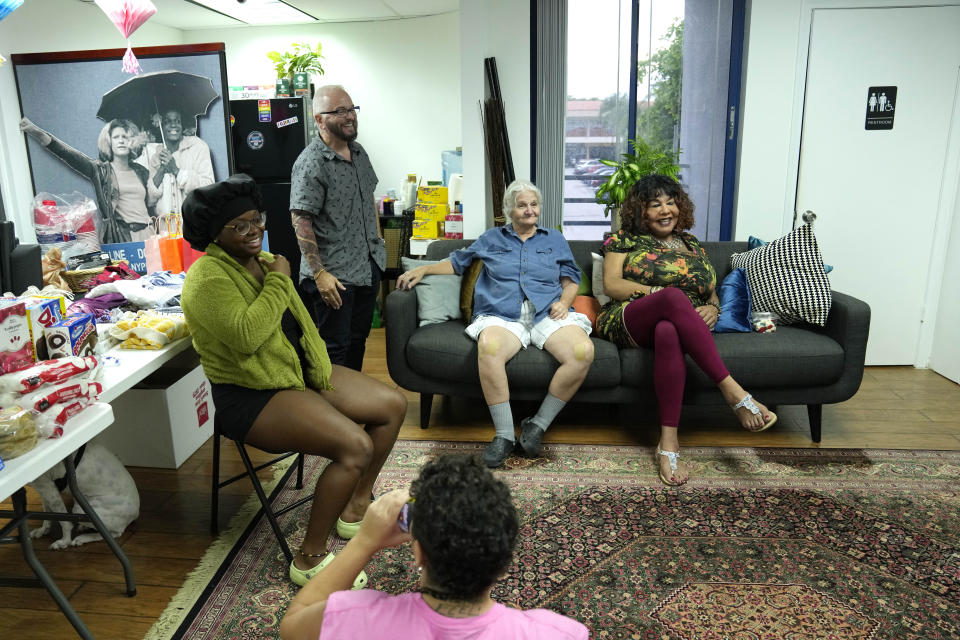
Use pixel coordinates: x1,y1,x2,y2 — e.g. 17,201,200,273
713,268,752,333
749,235,833,273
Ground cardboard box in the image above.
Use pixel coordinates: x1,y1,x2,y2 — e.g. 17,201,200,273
412,218,439,239
21,296,66,361
98,361,214,468
444,214,464,239
0,300,33,374
414,202,448,221
44,314,98,359
417,185,448,204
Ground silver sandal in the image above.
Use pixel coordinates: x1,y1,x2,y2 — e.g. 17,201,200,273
731,394,778,432
656,443,683,486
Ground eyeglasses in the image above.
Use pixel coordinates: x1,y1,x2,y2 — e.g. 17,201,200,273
223,211,267,236
318,105,360,117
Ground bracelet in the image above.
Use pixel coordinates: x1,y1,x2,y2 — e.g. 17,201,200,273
707,302,721,315
314,267,327,279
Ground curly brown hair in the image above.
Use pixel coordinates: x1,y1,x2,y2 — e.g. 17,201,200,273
619,174,695,236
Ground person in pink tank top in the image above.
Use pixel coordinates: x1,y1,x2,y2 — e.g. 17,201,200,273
279,454,589,640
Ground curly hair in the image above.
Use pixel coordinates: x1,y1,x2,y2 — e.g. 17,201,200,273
619,174,695,236
97,119,144,162
409,454,518,601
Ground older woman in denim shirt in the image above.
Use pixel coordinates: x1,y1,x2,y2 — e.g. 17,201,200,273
397,180,594,468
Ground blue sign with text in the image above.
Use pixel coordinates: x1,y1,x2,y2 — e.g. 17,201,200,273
101,241,147,274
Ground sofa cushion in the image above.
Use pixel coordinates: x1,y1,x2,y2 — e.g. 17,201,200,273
401,257,462,326
730,225,832,326
619,327,844,391
406,321,622,388
713,268,752,333
459,259,484,322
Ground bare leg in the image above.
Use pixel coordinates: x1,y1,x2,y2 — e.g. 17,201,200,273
243,369,404,570
542,326,594,402
319,365,406,523
476,326,523,405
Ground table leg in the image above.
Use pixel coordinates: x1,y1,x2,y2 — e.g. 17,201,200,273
63,455,137,597
12,489,95,640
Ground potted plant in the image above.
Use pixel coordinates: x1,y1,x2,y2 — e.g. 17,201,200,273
267,42,324,97
594,138,681,225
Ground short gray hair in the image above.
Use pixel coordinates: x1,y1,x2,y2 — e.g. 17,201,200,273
312,84,347,115
502,180,543,218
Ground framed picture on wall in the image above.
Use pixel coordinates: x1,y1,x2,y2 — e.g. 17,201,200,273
12,43,232,261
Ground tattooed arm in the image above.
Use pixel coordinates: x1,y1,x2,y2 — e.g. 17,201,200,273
291,209,345,308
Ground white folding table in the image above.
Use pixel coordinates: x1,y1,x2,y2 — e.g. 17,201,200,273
0,402,135,640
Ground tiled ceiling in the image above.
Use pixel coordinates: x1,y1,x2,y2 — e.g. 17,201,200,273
142,0,458,29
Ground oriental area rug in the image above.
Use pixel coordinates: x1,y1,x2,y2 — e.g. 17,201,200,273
146,442,960,640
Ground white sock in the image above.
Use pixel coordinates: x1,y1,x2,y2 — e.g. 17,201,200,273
531,394,566,432
488,402,515,441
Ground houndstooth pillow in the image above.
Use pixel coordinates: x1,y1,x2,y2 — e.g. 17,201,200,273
729,224,832,326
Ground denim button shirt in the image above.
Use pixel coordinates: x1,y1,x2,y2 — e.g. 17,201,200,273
449,225,580,322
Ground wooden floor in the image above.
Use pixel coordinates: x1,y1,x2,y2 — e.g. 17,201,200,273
1,328,958,638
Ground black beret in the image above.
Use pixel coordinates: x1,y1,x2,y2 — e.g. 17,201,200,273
182,173,264,251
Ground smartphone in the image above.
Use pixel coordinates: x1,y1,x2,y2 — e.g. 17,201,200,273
398,502,412,533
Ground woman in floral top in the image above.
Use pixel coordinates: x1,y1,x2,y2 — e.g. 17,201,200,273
599,175,776,486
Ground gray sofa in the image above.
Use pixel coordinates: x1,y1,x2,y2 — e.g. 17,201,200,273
385,239,870,442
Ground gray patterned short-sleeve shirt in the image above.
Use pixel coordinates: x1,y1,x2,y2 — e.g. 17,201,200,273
290,137,386,285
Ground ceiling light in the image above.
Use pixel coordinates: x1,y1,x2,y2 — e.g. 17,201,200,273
189,0,316,25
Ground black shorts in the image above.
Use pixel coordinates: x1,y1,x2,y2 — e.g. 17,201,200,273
211,382,282,441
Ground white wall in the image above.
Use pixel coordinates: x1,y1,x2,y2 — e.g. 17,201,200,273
735,0,960,242
183,12,461,205
459,0,531,237
0,0,184,241
733,0,805,241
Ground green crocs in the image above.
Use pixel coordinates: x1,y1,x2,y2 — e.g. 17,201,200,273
336,517,362,539
289,553,368,589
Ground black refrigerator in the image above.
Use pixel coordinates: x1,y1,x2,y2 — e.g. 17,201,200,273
229,97,311,273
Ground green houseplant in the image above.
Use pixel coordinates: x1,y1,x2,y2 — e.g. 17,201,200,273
594,138,681,217
266,41,325,83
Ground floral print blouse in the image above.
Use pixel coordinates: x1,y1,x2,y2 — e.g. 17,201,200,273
596,230,717,346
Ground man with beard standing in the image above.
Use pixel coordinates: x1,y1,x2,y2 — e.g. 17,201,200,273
290,85,386,371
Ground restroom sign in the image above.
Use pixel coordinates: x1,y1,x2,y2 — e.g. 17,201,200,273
865,86,896,130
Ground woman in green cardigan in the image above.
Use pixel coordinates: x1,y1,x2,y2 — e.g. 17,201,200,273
181,174,405,589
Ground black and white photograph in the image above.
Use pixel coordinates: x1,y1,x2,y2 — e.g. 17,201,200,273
13,44,231,245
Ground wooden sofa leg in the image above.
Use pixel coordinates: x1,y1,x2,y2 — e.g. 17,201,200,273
807,404,823,443
420,393,433,429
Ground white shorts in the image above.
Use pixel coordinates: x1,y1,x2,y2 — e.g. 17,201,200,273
465,300,592,349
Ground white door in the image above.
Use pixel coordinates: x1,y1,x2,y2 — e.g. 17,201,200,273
929,185,960,383
795,5,960,364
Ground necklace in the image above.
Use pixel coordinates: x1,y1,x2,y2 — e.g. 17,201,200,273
657,234,685,250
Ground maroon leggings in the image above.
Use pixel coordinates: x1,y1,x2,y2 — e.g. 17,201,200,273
622,287,729,427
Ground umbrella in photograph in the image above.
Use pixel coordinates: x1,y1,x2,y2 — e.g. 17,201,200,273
97,70,220,131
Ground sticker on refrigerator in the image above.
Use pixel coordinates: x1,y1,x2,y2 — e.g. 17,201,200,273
276,116,300,129
246,131,265,150
257,99,272,123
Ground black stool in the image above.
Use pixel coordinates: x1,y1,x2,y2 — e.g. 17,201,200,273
210,415,312,563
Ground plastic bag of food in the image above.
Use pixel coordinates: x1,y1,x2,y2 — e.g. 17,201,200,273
32,192,100,261
108,310,188,349
0,405,39,460
0,356,100,395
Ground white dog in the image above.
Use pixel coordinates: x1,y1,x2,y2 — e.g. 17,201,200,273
29,442,140,549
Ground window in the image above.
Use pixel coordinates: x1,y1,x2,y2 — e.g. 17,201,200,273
562,0,740,241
